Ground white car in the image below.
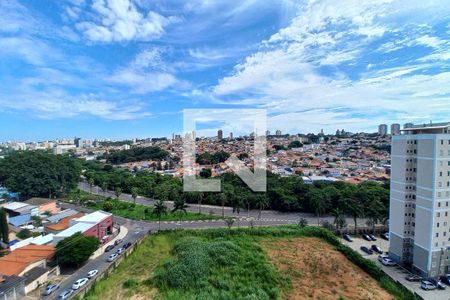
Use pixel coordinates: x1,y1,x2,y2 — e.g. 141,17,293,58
87,269,98,278
380,258,396,266
72,277,89,290
116,247,125,255
107,253,118,262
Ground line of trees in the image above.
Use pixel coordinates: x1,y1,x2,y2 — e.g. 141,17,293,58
99,146,169,164
84,161,389,230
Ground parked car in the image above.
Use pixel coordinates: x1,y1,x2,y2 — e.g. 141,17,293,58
107,253,118,262
362,234,372,241
114,239,123,246
116,247,125,255
43,284,59,295
57,289,73,299
343,234,353,242
428,278,446,290
360,246,373,255
371,245,383,254
406,274,422,282
380,257,396,266
421,280,437,290
381,232,389,240
123,242,132,249
105,245,115,252
72,278,89,290
87,269,99,279
368,234,377,241
439,274,450,285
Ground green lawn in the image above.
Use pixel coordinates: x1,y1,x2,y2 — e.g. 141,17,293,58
82,226,417,300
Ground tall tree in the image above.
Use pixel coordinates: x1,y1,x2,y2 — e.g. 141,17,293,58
343,197,364,234
131,187,139,205
153,200,167,230
172,198,188,224
101,181,108,198
114,187,122,200
56,232,99,266
308,189,330,225
331,208,346,230
88,178,95,194
0,208,9,243
231,196,244,227
218,192,227,218
255,193,268,220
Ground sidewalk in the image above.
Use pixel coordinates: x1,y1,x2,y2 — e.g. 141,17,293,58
89,225,128,260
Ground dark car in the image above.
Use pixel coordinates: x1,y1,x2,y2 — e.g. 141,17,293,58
406,274,422,282
362,234,372,241
440,274,450,285
114,239,123,246
381,232,389,240
123,242,132,249
428,278,447,290
343,234,353,242
368,234,377,241
105,245,115,252
371,244,383,254
360,246,373,255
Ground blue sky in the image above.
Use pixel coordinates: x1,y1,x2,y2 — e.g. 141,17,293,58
0,0,449,141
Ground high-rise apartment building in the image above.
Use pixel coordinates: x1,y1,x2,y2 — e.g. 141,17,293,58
275,130,282,136
389,122,450,277
391,123,401,135
378,124,388,136
217,129,223,141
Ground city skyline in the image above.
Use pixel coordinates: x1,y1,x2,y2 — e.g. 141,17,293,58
1,0,449,141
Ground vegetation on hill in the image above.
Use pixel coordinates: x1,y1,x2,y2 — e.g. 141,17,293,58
84,161,389,229
196,150,230,165
99,146,169,164
0,151,81,198
83,226,416,300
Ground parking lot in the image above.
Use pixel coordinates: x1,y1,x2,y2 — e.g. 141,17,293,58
341,234,450,300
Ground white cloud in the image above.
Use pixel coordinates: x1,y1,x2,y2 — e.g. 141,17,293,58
109,68,177,94
75,0,177,42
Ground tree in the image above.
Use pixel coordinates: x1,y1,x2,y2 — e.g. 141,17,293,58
343,197,364,234
31,215,42,227
172,198,188,224
308,189,330,225
56,232,99,266
88,178,95,194
153,200,167,230
365,199,385,233
199,168,212,178
298,217,308,228
114,187,122,200
0,151,81,198
254,193,268,220
131,187,139,205
101,182,108,197
0,208,9,243
225,217,234,229
331,208,346,230
218,193,227,218
102,200,114,212
16,229,32,240
231,196,244,227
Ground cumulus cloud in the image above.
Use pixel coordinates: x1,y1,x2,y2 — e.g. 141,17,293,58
213,0,450,133
75,0,177,42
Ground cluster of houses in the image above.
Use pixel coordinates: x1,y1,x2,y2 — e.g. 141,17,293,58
0,197,114,299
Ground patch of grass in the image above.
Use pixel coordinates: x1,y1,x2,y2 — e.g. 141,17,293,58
86,198,220,222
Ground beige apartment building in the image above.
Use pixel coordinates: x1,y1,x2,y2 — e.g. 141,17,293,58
389,122,450,277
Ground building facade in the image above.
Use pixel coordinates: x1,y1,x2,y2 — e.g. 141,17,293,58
391,123,401,135
378,124,388,136
389,122,450,277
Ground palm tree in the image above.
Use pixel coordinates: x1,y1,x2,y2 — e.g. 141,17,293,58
231,196,244,227
114,187,122,200
131,187,139,205
343,197,363,234
255,193,268,220
218,193,227,218
331,208,346,230
153,200,167,230
172,198,188,224
101,182,108,198
309,190,329,225
88,178,95,194
196,192,204,214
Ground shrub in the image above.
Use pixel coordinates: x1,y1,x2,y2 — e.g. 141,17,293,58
17,229,32,239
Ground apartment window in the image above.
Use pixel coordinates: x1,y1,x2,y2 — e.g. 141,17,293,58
441,140,444,145
440,172,443,177
436,233,439,237
437,212,441,218
437,222,440,227
439,202,441,207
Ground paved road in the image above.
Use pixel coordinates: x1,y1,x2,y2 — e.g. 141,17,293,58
79,181,368,226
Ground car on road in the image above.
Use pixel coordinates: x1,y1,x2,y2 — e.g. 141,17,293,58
116,247,125,255
43,284,59,295
107,253,118,262
428,278,446,290
72,278,89,290
343,234,353,242
123,242,132,249
371,245,383,254
114,239,123,246
105,245,115,252
421,280,437,290
405,274,422,282
381,232,389,240
368,234,377,241
362,234,372,241
439,274,450,285
360,246,373,255
87,269,98,279
57,289,73,299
